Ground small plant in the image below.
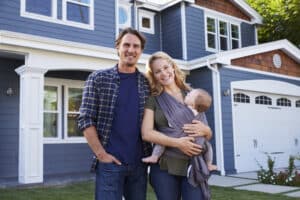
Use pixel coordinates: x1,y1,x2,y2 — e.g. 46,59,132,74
257,155,300,186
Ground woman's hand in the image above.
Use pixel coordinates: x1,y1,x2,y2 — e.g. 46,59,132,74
182,120,212,140
176,137,203,157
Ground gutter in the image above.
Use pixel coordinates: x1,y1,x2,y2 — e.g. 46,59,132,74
206,59,225,175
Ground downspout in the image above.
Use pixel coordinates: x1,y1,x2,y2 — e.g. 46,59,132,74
206,59,225,175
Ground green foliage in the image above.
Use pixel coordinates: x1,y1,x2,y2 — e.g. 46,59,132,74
257,155,300,186
247,0,300,47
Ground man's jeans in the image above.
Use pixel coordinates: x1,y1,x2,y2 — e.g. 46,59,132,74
95,162,148,200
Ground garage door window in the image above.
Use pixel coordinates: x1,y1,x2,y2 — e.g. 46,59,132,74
296,100,300,107
234,93,250,103
255,95,272,105
277,98,291,107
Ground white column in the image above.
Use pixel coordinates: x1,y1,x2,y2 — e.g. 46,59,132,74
15,65,48,184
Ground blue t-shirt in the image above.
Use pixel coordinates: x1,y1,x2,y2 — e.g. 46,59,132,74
106,71,143,165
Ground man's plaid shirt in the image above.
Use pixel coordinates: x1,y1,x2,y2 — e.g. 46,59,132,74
78,65,152,156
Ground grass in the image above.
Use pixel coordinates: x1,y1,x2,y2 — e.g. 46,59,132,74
0,181,298,200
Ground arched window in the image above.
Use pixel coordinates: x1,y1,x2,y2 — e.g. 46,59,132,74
234,93,250,103
255,95,272,105
277,98,291,107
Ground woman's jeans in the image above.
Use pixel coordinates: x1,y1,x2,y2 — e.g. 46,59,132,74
95,162,147,200
150,163,204,200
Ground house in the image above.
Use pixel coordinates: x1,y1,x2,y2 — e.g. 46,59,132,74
0,0,299,185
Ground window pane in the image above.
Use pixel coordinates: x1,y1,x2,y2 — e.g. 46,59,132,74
119,7,128,25
68,113,82,137
67,2,89,24
232,40,239,49
71,0,90,4
26,0,52,16
68,88,82,111
208,34,216,49
44,86,58,111
142,17,150,28
231,24,239,39
44,113,58,137
207,18,215,32
219,21,227,35
220,37,228,50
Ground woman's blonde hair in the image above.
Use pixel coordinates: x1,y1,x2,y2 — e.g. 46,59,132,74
146,51,190,96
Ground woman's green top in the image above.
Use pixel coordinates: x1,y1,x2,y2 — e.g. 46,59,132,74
145,95,190,176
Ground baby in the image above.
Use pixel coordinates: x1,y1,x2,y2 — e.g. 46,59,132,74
142,88,217,171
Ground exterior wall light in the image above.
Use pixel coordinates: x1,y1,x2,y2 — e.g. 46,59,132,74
223,89,230,96
6,87,14,96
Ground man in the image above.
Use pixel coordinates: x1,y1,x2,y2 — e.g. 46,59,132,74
78,28,152,200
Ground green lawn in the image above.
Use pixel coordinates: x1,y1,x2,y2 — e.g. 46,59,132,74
0,181,297,200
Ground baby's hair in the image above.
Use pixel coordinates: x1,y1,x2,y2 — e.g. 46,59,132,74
193,89,212,113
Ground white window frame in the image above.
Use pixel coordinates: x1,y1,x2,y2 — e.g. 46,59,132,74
20,0,94,30
118,1,131,29
44,78,85,144
138,9,155,34
205,13,241,52
62,0,94,29
218,20,229,51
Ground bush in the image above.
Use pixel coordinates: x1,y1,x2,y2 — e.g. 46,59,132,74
257,155,300,186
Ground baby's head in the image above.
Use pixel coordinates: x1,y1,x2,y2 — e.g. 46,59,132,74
184,89,212,113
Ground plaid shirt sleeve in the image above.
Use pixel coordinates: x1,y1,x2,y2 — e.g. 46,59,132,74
78,72,100,131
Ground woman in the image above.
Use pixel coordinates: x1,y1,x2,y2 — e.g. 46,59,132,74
141,51,212,200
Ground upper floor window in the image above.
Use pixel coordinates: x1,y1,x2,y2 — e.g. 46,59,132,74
119,3,131,28
21,0,94,30
44,78,85,143
25,0,53,16
277,98,291,107
234,93,250,103
206,16,240,52
255,95,272,105
296,100,300,108
139,10,155,34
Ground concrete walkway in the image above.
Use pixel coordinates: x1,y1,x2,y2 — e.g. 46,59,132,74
209,174,300,198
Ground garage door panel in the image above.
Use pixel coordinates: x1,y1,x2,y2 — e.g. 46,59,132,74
233,90,300,173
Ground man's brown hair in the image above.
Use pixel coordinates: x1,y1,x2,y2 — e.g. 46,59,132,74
115,27,146,50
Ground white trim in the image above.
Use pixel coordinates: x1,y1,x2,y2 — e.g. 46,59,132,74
115,0,119,38
118,1,132,29
225,65,300,82
181,2,187,60
138,9,155,34
20,0,94,30
254,26,258,45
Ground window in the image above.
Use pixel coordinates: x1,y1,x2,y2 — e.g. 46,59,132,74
21,0,94,29
119,3,131,28
139,10,155,34
44,79,84,143
296,100,300,108
206,16,240,52
25,0,53,16
277,98,291,107
234,93,250,103
255,96,272,105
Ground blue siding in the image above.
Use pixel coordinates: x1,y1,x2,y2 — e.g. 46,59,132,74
142,11,161,54
0,58,23,179
186,68,216,163
0,0,116,48
220,67,300,174
44,144,93,175
161,4,182,59
185,5,213,60
241,22,256,47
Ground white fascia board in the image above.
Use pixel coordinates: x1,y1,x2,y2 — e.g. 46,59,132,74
0,30,118,60
233,0,263,24
137,0,194,12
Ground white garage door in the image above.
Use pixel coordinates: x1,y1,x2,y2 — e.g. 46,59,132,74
233,90,300,173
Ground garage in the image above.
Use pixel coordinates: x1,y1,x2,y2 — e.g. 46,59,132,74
231,80,300,173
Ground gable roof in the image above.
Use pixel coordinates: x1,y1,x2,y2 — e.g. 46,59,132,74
185,40,300,70
136,0,262,24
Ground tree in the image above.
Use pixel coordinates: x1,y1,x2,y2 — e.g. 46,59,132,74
247,0,300,48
